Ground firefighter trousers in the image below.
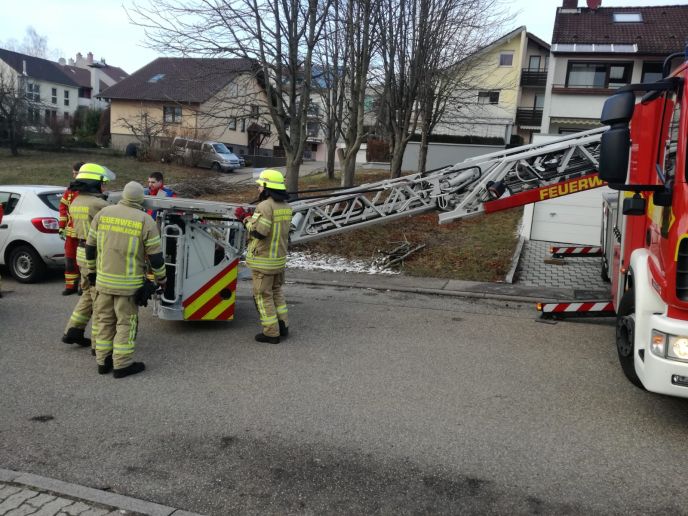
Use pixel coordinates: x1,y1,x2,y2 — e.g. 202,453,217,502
64,236,79,290
92,292,138,370
251,270,288,337
64,254,98,346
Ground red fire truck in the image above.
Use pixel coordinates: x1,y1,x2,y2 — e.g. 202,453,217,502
597,50,688,396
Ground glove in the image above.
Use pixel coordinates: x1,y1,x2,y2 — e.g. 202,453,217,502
235,206,254,222
134,280,159,307
58,228,66,241
87,272,97,286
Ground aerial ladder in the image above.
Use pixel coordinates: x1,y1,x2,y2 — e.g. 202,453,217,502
139,126,607,321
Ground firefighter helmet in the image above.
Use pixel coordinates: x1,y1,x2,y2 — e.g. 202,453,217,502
256,169,286,190
76,163,116,182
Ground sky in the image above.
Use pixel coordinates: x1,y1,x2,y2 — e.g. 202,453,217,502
1,0,688,74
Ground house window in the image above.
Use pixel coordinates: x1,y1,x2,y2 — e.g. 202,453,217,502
26,83,40,102
499,53,513,67
64,90,70,106
27,107,40,124
528,56,541,71
64,112,70,122
565,62,632,89
477,91,500,105
241,118,246,132
51,88,57,104
265,123,270,132
613,12,642,22
306,121,318,137
642,62,663,83
228,117,237,130
44,109,57,125
250,105,259,117
78,87,91,99
163,106,182,123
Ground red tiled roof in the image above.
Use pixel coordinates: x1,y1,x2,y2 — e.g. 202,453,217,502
553,5,688,55
98,57,256,103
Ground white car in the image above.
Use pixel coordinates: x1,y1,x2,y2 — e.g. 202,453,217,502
0,185,66,283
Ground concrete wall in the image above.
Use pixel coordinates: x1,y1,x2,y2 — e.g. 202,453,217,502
401,142,505,173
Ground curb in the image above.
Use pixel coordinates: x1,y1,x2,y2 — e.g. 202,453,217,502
0,469,203,516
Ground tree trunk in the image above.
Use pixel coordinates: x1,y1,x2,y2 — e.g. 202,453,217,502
9,124,19,156
326,142,337,180
341,149,357,187
389,133,405,178
418,124,429,175
285,153,301,197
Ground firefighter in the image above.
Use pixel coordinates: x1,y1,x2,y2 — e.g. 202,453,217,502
87,181,166,378
61,163,113,350
245,169,292,344
58,161,85,295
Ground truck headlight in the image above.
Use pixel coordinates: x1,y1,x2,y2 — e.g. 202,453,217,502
668,335,688,360
650,330,688,361
651,330,666,357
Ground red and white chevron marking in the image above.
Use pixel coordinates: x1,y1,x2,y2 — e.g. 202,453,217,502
538,301,614,315
550,245,602,257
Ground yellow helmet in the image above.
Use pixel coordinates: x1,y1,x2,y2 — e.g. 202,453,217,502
256,169,286,191
76,163,116,182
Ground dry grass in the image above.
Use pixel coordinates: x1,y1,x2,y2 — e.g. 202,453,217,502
0,151,522,282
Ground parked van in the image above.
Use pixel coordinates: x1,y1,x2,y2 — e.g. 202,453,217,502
172,137,242,172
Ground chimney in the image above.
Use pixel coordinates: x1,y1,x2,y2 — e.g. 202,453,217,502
68,58,75,66
58,57,66,66
563,0,578,8
22,60,27,76
87,52,93,64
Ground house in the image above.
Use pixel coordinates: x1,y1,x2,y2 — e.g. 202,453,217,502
433,26,550,145
99,57,276,157
522,0,688,246
0,47,80,129
58,52,129,111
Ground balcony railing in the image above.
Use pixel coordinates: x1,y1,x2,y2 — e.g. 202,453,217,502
515,108,543,126
520,69,548,87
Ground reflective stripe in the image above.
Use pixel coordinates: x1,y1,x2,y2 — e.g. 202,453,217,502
276,304,288,315
95,340,113,351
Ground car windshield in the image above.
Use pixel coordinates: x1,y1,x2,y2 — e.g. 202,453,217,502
213,143,231,154
38,191,63,211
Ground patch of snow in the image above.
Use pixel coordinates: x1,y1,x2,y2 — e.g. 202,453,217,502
287,250,399,275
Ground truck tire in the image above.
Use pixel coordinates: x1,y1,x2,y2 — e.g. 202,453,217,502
212,162,222,172
8,244,47,283
616,288,644,389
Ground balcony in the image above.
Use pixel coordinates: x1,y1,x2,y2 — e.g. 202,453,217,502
520,69,548,87
516,108,543,126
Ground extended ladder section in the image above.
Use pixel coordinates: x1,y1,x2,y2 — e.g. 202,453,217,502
289,126,606,244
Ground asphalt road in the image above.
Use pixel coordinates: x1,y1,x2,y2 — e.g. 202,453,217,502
1,272,688,515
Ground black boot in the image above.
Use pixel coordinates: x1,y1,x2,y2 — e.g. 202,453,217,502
97,355,113,375
278,320,289,338
62,327,91,347
61,287,78,296
255,333,280,344
113,362,146,379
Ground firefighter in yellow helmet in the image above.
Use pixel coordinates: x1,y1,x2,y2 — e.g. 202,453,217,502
244,169,293,343
87,181,166,378
61,163,113,351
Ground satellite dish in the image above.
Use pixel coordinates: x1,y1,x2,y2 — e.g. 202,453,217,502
587,0,602,9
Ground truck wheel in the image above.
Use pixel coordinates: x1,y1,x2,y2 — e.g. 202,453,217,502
8,244,47,283
212,162,222,172
616,288,644,389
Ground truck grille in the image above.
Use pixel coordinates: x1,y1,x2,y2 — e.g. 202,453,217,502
677,238,688,301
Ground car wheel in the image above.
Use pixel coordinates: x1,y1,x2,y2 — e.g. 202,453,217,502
8,244,47,283
212,162,222,172
616,288,644,389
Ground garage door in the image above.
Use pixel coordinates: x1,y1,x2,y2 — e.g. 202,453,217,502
529,186,611,245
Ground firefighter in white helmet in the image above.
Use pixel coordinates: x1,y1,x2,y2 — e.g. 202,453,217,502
244,169,293,343
61,163,113,351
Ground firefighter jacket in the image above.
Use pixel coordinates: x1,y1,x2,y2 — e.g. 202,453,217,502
85,199,165,296
245,197,292,274
69,193,109,241
59,189,79,237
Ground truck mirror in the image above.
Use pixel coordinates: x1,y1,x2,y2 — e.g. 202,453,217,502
598,126,630,185
600,91,635,125
654,188,673,207
622,194,646,216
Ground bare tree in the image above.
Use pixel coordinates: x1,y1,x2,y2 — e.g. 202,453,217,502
415,0,504,174
377,0,503,178
116,106,170,160
129,0,332,193
3,27,60,60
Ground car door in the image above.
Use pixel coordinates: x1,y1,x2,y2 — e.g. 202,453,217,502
201,143,213,168
0,191,21,262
